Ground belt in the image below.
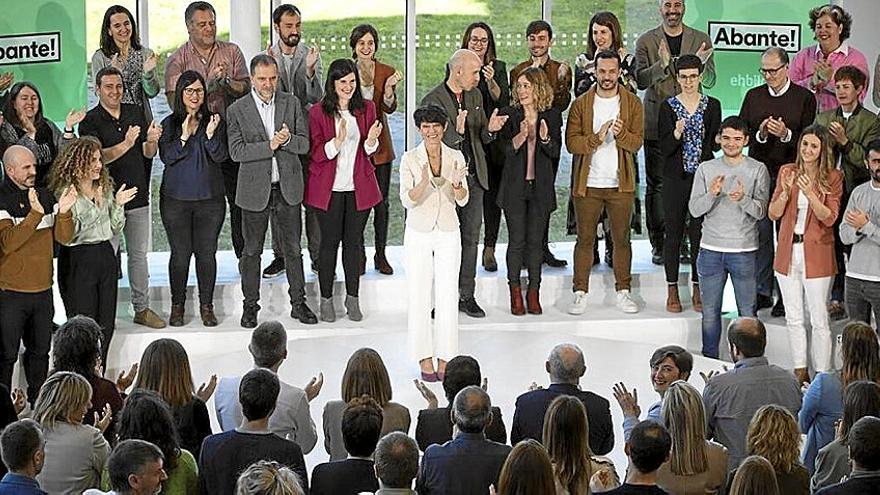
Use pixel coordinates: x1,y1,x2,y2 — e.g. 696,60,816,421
271,182,281,190
792,233,804,243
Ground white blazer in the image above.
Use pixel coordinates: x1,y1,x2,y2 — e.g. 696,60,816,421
399,142,469,233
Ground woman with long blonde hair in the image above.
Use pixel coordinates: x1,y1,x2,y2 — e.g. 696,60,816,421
768,124,843,385
741,405,809,494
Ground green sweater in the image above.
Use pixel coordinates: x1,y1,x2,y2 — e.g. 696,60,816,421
102,449,197,494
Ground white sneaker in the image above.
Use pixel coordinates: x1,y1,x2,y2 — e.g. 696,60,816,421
568,290,588,315
617,289,639,313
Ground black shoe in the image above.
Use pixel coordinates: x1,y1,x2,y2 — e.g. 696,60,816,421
604,249,613,266
771,299,786,317
756,294,774,310
592,250,600,266
290,301,318,325
262,258,285,278
544,251,567,267
459,297,486,318
240,305,259,328
431,308,435,319
651,246,664,265
310,260,319,274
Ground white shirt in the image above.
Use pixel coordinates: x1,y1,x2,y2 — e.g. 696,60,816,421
588,94,620,188
399,142,469,232
794,190,809,235
251,89,280,183
323,110,379,191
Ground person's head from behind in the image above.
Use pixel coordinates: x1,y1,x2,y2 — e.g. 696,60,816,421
341,395,383,457
650,345,693,394
118,389,182,472
2,145,38,190
674,54,703,95
717,116,750,160
235,460,304,495
727,317,766,361
625,420,671,475
33,371,92,429
728,455,779,495
249,321,288,370
107,439,167,495
239,368,280,422
542,396,592,495
374,432,419,489
447,49,481,92
840,321,880,388
496,439,555,495
546,343,586,385
0,419,45,477
661,381,709,476
341,348,392,406
51,315,103,379
452,385,492,433
848,416,880,471
134,338,196,408
833,65,867,110
839,381,880,445
746,405,800,474
441,355,483,404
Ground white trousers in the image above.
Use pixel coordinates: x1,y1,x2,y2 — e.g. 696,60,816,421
775,243,833,371
404,226,461,362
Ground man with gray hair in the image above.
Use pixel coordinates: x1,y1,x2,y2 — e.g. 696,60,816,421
83,439,167,495
374,432,419,494
421,49,508,318
214,320,322,454
416,386,510,494
510,343,613,454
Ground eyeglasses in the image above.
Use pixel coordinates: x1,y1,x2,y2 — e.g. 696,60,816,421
469,37,489,46
677,74,701,81
760,65,787,76
183,88,205,96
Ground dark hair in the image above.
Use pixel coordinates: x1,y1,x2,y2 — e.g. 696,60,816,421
350,24,380,60
453,385,491,433
171,70,208,127
249,321,287,368
321,59,365,116
134,339,196,408
95,66,124,88
526,20,553,39
442,356,481,403
341,348,392,406
834,65,868,90
249,53,278,76
840,321,880,389
0,419,43,472
374,432,419,489
99,5,142,57
727,317,766,358
595,49,621,67
107,439,164,491
867,139,880,156
849,416,880,470
719,115,750,137
497,439,556,495
650,345,694,377
675,54,704,75
239,368,280,421
272,3,301,25
763,46,790,65
839,381,880,445
184,1,216,25
3,82,47,130
587,11,623,57
461,22,497,63
118,389,182,472
51,315,103,379
808,4,852,42
341,395,383,457
413,105,448,127
628,420,672,473
729,455,780,495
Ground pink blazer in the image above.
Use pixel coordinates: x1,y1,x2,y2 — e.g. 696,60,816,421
305,100,382,211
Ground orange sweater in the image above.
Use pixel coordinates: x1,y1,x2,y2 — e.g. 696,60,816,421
0,207,74,292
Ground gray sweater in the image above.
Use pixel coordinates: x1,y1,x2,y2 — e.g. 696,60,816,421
839,180,880,280
689,155,769,251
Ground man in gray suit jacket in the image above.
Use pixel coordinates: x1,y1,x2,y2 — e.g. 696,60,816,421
636,0,715,266
421,49,507,318
227,54,317,328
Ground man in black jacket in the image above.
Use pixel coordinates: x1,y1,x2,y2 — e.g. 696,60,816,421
310,396,381,495
816,416,880,494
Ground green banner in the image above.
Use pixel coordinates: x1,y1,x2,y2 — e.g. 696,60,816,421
0,0,87,123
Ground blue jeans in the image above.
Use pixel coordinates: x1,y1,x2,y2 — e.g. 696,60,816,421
697,248,758,358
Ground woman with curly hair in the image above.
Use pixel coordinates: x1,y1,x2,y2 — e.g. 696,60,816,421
733,405,808,494
236,460,305,495
728,456,779,495
49,137,137,365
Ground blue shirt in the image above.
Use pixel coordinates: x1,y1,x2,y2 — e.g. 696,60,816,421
0,473,48,495
158,114,227,201
623,400,662,442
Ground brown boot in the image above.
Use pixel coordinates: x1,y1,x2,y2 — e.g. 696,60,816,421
666,284,682,313
169,304,185,327
374,249,394,275
692,283,702,313
526,288,542,315
794,367,810,385
200,303,218,327
509,285,525,315
482,247,498,272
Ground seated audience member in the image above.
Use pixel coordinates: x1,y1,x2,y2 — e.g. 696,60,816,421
235,460,305,495
84,439,167,495
416,386,511,494
702,317,802,470
199,368,307,495
728,456,780,495
657,381,728,494
215,321,320,454
494,439,556,495
324,348,410,460
414,355,506,451
605,420,671,494
311,396,381,494
511,343,613,455
731,405,808,494
133,338,214,459
816,416,880,494
800,321,879,474
33,372,110,495
543,395,619,494
0,419,47,494
374,432,419,494
812,381,880,491
115,389,198,494
613,345,693,440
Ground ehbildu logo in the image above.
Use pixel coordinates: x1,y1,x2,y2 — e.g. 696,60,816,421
0,32,61,66
709,22,801,53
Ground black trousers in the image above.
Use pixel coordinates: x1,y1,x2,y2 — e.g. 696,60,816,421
221,159,244,258
644,139,666,250
0,289,52,401
504,183,550,290
663,170,702,283
483,142,505,248
58,241,117,364
372,163,392,250
160,195,226,305
317,191,370,299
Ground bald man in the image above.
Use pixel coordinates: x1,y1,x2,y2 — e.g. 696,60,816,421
421,49,508,319
0,145,77,401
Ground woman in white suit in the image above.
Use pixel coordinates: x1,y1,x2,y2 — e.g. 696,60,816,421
400,105,469,382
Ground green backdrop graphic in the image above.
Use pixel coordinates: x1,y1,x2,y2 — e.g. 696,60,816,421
0,0,87,123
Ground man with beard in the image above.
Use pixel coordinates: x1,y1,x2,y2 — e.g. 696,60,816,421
636,0,715,265
262,3,324,278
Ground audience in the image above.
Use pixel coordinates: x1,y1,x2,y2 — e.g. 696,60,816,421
511,343,613,455
84,439,167,495
728,456,779,495
816,416,880,494
311,395,381,494
605,420,671,495
493,439,556,495
235,460,305,495
199,368,307,495
0,419,46,494
733,404,808,494
416,385,511,494
373,432,419,494
702,317,802,470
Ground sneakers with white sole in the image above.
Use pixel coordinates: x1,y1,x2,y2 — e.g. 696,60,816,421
568,290,588,315
617,289,639,313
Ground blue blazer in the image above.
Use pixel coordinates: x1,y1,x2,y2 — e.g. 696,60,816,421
799,371,843,475
416,432,511,495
